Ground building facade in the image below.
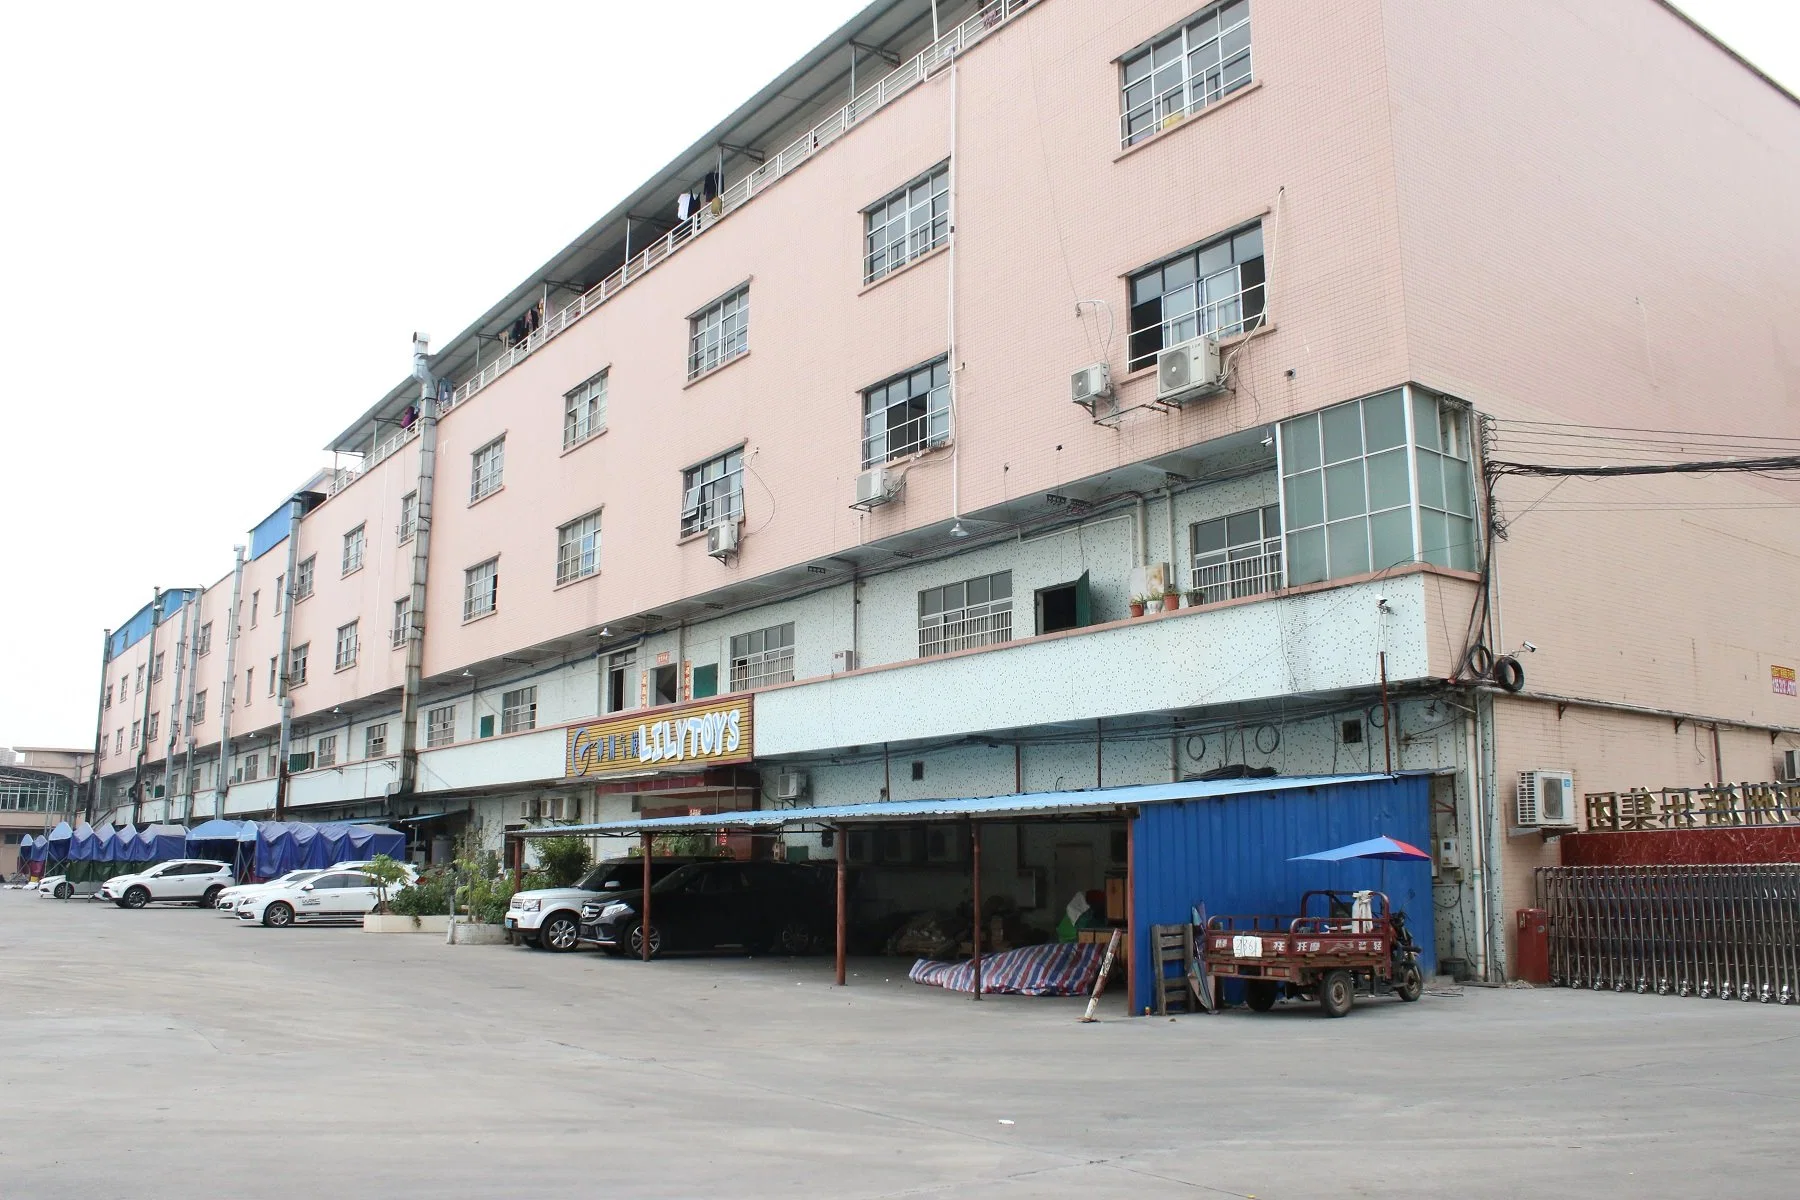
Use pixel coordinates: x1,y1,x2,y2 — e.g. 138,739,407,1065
85,0,1800,977
1,747,87,850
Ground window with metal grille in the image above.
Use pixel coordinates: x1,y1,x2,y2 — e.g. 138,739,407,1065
471,437,505,503
316,735,337,768
342,524,366,575
864,163,949,283
563,370,608,449
391,597,411,648
1189,505,1282,605
729,623,795,691
334,621,359,671
556,510,602,585
1120,0,1252,148
918,571,1013,657
463,558,498,621
398,492,417,544
426,706,455,749
862,356,950,467
365,722,388,758
295,555,315,600
687,286,748,380
680,448,744,537
290,642,309,686
501,686,538,734
1127,222,1264,370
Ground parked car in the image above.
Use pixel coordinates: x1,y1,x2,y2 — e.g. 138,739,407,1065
507,857,696,952
214,861,415,917
100,860,235,909
38,874,85,900
577,860,833,959
235,867,396,927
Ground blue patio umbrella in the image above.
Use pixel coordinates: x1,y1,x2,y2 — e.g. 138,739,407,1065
1289,834,1432,895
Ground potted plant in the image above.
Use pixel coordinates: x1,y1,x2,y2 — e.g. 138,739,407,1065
1162,588,1181,612
1184,587,1207,609
1128,594,1150,618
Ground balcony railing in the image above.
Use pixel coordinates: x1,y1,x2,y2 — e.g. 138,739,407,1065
1189,548,1283,606
424,3,1037,424
919,602,1013,658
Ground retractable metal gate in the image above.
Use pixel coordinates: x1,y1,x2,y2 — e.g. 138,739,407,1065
1536,866,1800,1004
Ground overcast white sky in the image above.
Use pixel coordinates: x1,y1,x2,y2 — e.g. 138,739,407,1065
0,1,1794,749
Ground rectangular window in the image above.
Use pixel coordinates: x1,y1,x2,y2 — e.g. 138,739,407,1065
130,721,141,749
398,492,418,545
145,712,159,743
242,754,259,783
274,575,284,614
729,622,795,691
1280,389,1416,585
391,597,411,649
1128,222,1265,370
315,735,337,768
555,510,602,585
290,643,310,686
335,621,359,671
104,685,112,710
152,652,164,682
342,524,366,575
244,667,253,700
606,651,635,713
692,663,719,699
463,559,498,621
1120,0,1253,148
501,686,538,734
471,437,505,503
250,591,260,627
1411,389,1478,571
652,665,679,707
193,691,207,724
295,555,315,601
680,448,744,537
687,286,749,380
114,729,124,755
268,656,278,694
135,665,144,693
365,722,388,758
197,622,213,656
563,370,609,449
864,162,949,283
1190,504,1282,604
862,356,950,467
426,706,455,749
919,571,1013,657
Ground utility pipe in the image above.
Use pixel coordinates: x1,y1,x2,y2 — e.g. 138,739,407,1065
834,827,847,986
214,548,246,820
970,819,983,1001
131,587,162,825
398,333,439,804
273,494,305,819
162,595,190,820
945,55,961,530
640,832,653,962
87,628,112,823
180,597,202,820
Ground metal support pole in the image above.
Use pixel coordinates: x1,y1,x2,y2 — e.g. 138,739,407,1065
1379,651,1394,775
834,826,847,987
1125,810,1138,1015
214,548,247,819
131,587,163,825
88,628,113,823
180,596,201,821
162,596,190,821
971,820,983,1000
273,495,305,819
398,334,438,805
640,832,653,962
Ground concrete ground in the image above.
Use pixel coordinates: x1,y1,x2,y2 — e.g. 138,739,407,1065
2,892,1798,1198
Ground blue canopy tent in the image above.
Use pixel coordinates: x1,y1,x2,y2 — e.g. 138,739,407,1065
254,822,320,878
67,824,103,882
44,822,72,875
186,819,247,874
344,823,407,863
135,824,189,864
108,823,141,877
304,823,408,869
235,821,260,881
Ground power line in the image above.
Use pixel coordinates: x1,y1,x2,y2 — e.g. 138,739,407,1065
1488,456,1800,479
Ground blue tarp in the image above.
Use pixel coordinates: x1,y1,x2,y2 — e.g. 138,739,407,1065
135,824,188,862
110,823,139,862
44,822,71,870
70,824,100,863
255,822,320,877
187,819,244,840
30,835,48,863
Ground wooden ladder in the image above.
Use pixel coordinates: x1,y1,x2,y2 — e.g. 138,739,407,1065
1153,923,1200,1015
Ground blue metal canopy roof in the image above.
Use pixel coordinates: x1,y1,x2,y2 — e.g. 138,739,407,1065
532,774,1392,836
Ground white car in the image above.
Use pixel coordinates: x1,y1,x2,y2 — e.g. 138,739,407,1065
505,858,692,952
212,861,412,917
100,860,235,909
235,867,400,928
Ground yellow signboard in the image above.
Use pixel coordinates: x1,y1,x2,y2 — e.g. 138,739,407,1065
564,694,754,778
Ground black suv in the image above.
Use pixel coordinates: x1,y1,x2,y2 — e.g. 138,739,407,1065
577,859,832,959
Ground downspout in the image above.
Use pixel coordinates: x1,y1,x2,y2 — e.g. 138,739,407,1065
162,595,190,821
88,628,112,823
273,495,305,819
398,333,438,803
946,54,962,532
214,546,246,820
180,594,201,821
130,587,163,826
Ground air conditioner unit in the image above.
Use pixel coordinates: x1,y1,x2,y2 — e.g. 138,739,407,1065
831,649,857,674
707,520,740,560
776,771,809,802
1155,335,1223,405
542,796,568,822
1070,362,1112,412
1517,770,1577,828
854,466,898,508
520,797,540,821
1782,749,1800,782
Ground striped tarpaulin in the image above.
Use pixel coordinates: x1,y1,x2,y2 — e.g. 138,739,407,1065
909,942,1106,996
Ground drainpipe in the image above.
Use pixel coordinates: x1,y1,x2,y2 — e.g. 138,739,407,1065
180,593,202,821
398,333,438,804
131,587,163,826
162,594,190,821
945,55,963,532
273,495,305,819
88,628,113,823
214,546,247,819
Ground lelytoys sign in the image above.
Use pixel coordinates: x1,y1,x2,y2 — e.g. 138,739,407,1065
564,695,753,778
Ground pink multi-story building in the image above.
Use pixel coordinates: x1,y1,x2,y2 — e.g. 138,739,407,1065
87,0,1800,977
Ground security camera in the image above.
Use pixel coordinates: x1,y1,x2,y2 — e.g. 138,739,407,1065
1375,596,1391,610
1521,641,1537,653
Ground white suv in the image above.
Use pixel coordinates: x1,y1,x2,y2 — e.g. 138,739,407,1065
101,860,235,909
506,858,691,952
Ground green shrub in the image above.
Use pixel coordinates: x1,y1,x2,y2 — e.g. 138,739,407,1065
534,835,592,887
390,870,449,918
